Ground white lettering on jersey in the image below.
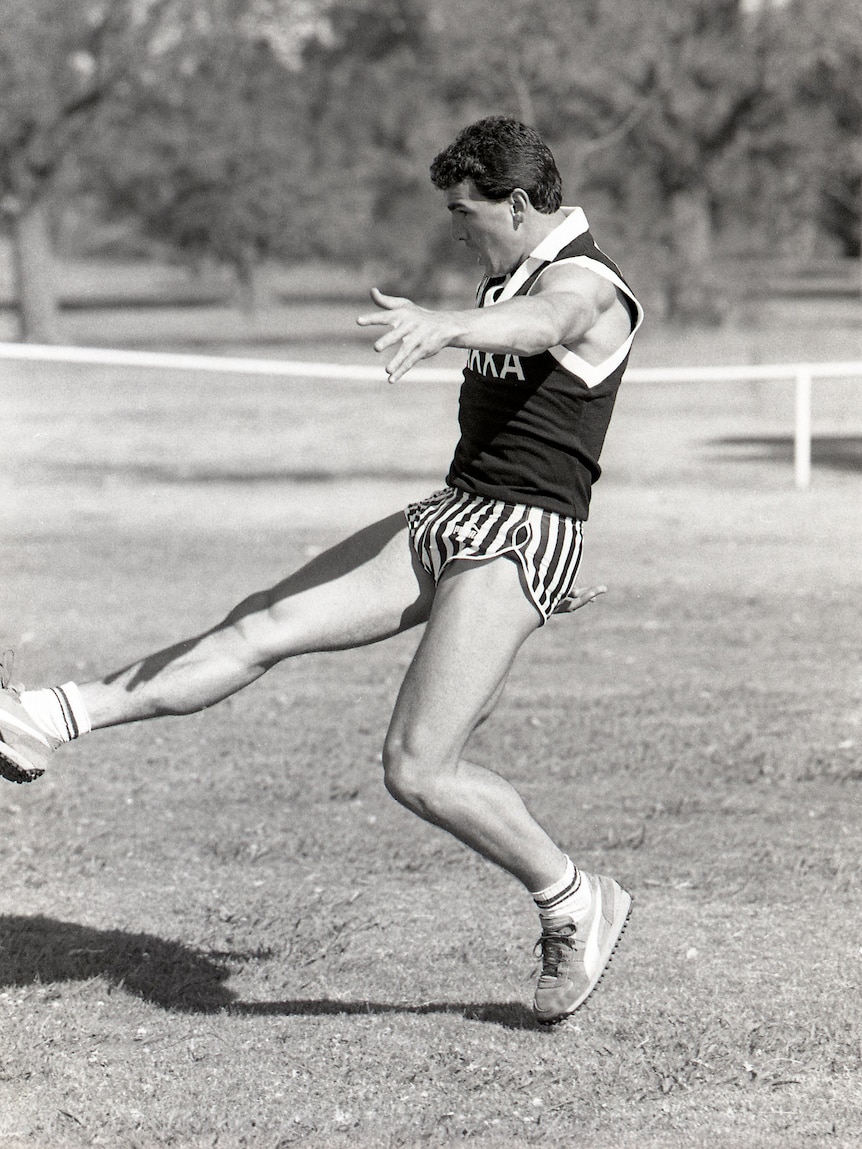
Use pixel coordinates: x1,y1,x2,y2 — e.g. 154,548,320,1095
466,348,526,382
500,354,525,380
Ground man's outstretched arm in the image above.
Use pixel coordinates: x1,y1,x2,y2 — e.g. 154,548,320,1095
356,266,616,383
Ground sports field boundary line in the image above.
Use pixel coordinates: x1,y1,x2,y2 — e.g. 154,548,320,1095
0,340,462,384
2,341,861,488
2,339,861,386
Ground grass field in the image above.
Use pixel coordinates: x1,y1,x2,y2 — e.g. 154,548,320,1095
1,314,862,1149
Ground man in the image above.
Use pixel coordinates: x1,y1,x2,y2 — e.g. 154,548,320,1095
1,116,643,1024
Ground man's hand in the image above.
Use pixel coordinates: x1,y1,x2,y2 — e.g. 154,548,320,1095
357,287,462,383
552,584,607,615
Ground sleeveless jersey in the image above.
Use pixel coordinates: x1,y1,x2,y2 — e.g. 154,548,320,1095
446,207,643,520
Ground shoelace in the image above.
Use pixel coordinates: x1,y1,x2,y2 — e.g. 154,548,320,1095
534,923,577,977
0,650,14,691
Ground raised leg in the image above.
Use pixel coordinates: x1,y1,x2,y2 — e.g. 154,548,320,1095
82,512,434,729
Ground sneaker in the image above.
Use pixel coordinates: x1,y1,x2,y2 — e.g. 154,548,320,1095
0,654,59,784
533,872,632,1024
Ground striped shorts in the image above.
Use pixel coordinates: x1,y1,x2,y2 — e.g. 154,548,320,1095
405,486,584,624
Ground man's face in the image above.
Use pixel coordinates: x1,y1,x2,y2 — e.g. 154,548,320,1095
444,180,523,276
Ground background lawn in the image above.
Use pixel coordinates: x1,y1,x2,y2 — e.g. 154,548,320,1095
1,309,861,1148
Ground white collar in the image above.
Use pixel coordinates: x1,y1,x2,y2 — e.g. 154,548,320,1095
493,207,589,302
528,206,589,262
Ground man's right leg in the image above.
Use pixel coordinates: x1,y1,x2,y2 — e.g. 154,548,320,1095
1,512,433,779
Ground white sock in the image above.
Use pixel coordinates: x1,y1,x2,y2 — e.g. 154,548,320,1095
19,683,92,743
532,856,592,923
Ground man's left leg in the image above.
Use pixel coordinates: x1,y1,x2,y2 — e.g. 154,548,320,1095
381,555,631,1021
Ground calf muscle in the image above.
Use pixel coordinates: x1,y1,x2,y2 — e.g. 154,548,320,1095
82,513,432,730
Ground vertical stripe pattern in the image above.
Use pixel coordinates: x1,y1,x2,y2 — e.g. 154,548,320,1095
405,487,584,624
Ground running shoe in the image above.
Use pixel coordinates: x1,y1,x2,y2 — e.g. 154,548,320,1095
0,654,58,783
533,872,632,1024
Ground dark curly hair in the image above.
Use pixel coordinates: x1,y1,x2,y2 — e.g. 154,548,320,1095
429,116,562,214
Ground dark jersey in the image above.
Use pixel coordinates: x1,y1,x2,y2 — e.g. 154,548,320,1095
447,208,643,520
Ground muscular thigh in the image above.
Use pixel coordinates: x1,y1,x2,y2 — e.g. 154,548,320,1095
227,511,434,659
386,555,542,763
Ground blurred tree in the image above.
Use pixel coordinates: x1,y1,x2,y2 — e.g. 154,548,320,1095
425,0,795,320
84,0,336,309
0,0,180,341
0,0,330,339
785,0,862,259
3,0,857,335
289,0,452,294
579,0,793,320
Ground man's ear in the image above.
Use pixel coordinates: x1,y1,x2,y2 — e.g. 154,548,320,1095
509,188,531,220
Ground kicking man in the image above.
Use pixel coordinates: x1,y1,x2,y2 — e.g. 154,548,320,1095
1,116,643,1024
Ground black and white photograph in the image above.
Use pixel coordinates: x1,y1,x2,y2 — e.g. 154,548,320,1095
1,1,860,1146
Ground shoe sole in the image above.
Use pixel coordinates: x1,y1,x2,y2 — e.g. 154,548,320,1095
0,743,45,784
0,692,52,783
536,887,633,1025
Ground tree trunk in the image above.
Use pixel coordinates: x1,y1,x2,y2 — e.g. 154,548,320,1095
10,198,61,344
233,246,264,316
666,186,723,323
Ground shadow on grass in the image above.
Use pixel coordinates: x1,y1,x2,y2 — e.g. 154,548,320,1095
0,915,241,1012
229,998,539,1030
709,434,862,471
0,916,539,1029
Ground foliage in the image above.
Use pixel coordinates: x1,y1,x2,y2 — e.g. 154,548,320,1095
414,0,822,317
1,0,861,319
0,0,186,337
86,32,312,274
783,0,862,256
0,0,173,212
275,0,860,313
287,0,449,281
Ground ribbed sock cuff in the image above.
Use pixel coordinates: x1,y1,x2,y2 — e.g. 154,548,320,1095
532,856,591,922
531,856,577,908
20,682,92,742
57,682,92,737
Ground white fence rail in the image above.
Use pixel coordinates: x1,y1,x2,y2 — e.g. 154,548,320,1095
2,341,861,490
620,360,862,490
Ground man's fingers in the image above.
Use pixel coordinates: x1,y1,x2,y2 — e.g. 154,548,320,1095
371,286,411,309
356,287,441,382
553,584,608,615
369,328,403,352
356,311,391,328
357,288,414,329
385,344,420,383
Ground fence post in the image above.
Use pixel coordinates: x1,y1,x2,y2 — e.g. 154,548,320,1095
794,367,812,490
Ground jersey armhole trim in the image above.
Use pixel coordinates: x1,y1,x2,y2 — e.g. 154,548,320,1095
532,256,644,388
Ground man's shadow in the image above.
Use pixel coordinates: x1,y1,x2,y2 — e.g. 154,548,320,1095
0,916,538,1029
710,433,862,471
0,914,241,1012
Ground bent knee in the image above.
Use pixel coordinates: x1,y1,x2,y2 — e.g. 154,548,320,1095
381,734,450,816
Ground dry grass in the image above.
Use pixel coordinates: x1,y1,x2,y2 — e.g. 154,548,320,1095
1,316,862,1148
